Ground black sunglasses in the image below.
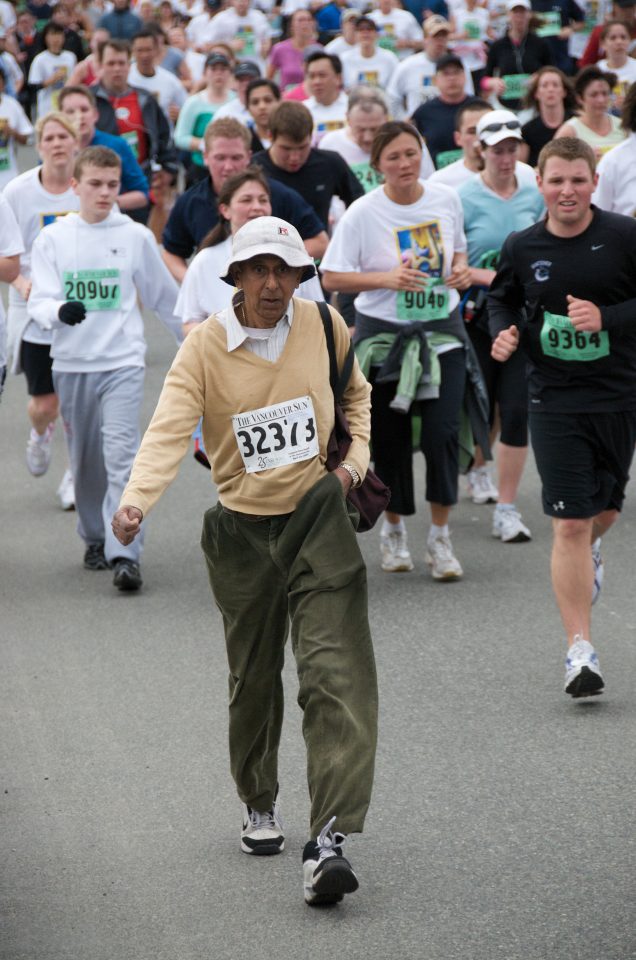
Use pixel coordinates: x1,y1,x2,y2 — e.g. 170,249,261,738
480,120,522,134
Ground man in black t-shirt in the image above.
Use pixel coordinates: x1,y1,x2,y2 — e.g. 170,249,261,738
252,101,364,229
488,137,636,701
410,54,473,168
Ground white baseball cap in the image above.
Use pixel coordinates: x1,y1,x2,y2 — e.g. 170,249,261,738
477,108,523,146
221,216,317,285
506,0,531,10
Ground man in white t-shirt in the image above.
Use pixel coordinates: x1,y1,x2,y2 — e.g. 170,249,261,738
324,9,358,58
302,51,348,145
387,14,475,119
202,0,272,73
0,64,33,190
369,0,423,60
28,22,77,117
341,16,399,91
429,97,492,188
129,28,188,125
0,194,23,400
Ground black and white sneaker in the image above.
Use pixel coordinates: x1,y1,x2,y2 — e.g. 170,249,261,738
112,558,143,592
241,789,284,855
84,543,109,571
303,817,359,906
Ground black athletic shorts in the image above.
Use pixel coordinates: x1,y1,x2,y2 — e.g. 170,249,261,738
529,409,636,519
20,341,54,396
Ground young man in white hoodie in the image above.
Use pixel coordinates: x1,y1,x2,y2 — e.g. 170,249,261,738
29,145,183,592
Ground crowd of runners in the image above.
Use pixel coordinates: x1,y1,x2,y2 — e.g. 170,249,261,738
2,0,636,907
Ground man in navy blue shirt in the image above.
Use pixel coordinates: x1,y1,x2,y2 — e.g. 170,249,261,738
98,0,143,40
162,116,328,282
410,54,473,167
532,0,584,73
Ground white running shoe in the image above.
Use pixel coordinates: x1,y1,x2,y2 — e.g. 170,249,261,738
492,507,531,543
467,466,498,504
591,538,603,606
564,637,604,698
26,422,55,477
380,528,414,572
425,534,463,580
57,469,75,511
240,788,284,855
303,817,358,906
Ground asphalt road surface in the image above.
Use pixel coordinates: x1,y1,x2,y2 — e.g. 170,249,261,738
2,284,636,960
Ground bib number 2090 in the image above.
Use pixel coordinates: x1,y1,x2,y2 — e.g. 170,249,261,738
232,396,320,473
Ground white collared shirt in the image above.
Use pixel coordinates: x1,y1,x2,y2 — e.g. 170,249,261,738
217,298,294,362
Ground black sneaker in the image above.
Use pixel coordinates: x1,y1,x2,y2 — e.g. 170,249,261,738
112,558,143,592
302,817,359,906
84,543,109,571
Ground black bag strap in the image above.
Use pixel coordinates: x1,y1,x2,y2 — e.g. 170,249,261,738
318,300,355,403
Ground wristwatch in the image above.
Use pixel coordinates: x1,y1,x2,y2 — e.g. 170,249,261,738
338,461,361,488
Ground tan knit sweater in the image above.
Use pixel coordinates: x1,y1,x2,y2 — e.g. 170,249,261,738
121,298,372,517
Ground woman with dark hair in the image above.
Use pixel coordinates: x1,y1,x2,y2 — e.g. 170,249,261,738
322,120,481,581
593,82,636,214
556,66,626,158
176,167,322,334
520,66,575,167
245,77,280,152
481,0,552,112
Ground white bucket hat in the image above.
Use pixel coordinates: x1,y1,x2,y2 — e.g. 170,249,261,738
477,108,523,147
221,216,317,285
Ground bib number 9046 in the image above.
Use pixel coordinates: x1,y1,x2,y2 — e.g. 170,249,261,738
232,396,319,473
397,279,449,321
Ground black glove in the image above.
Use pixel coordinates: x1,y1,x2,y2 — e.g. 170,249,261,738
58,301,87,326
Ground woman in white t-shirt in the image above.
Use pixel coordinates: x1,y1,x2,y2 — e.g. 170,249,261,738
596,20,636,110
322,120,477,582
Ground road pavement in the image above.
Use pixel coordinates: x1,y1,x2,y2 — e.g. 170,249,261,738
2,302,636,960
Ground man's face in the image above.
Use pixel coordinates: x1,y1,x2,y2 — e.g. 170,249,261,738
45,30,65,54
235,255,303,327
305,58,340,104
17,12,36,33
538,156,597,230
73,163,121,222
435,64,465,102
484,139,519,178
204,136,250,191
612,0,635,23
247,84,279,128
269,134,312,173
455,107,491,160
356,23,377,53
114,0,130,10
61,92,98,142
234,0,250,16
52,5,70,26
424,30,448,59
100,47,131,92
206,63,231,90
132,36,157,73
348,103,386,152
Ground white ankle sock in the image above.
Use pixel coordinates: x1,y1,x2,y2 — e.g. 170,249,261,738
428,523,448,542
382,518,405,537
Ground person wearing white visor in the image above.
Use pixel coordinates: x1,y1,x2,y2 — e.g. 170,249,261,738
113,216,377,907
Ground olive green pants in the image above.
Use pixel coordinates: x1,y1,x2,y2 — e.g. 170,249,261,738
200,472,378,838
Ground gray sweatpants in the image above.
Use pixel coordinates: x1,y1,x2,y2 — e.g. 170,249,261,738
53,366,144,563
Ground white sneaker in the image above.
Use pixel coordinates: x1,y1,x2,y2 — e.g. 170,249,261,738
591,538,603,606
240,788,284,855
467,466,498,504
56,469,75,511
26,423,55,477
492,507,531,543
303,817,358,906
380,528,414,572
564,637,604,698
425,534,463,580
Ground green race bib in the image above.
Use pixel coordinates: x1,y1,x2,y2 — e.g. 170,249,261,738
540,310,609,362
397,278,449,321
501,73,531,100
0,147,9,171
435,148,463,169
238,27,256,57
378,34,397,51
122,130,139,159
465,20,481,39
63,269,121,311
537,10,562,36
350,161,383,192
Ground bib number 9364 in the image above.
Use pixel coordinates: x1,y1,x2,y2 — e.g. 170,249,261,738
540,311,609,362
232,396,319,473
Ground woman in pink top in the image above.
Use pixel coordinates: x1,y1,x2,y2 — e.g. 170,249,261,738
267,9,321,91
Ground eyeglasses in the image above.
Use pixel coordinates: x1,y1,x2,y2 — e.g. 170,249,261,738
480,120,522,134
